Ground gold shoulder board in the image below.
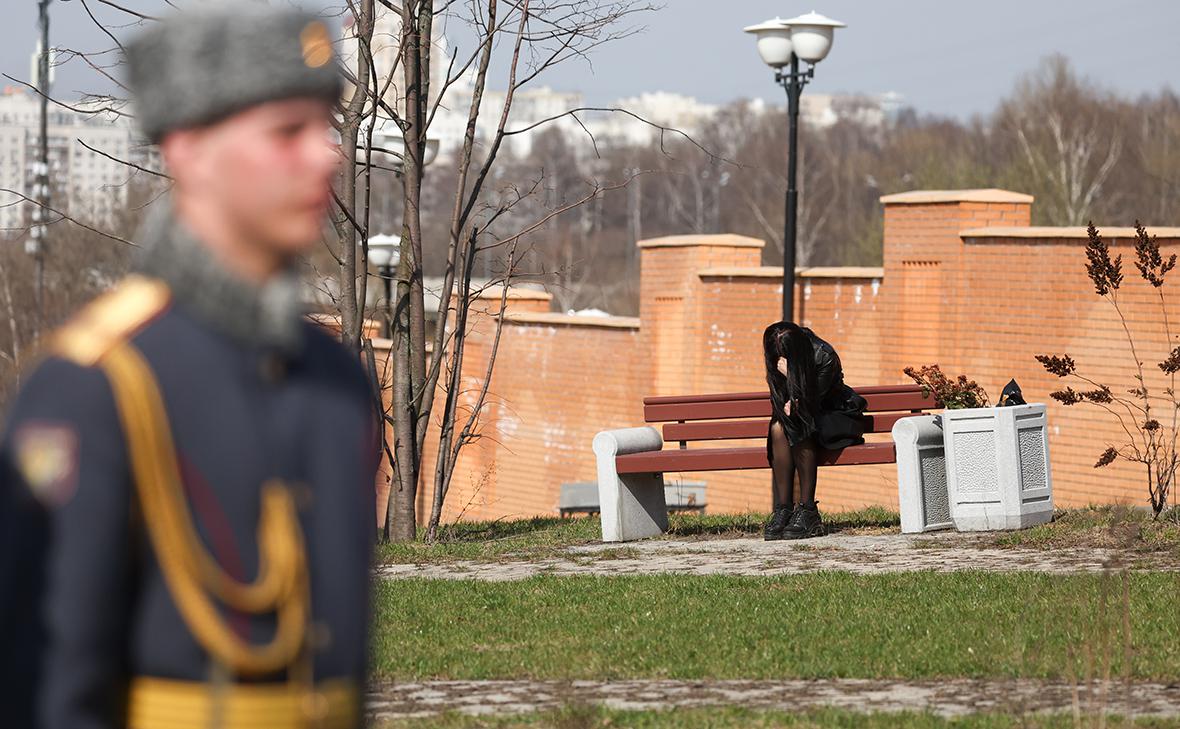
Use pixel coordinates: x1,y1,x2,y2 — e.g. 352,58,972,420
52,275,172,367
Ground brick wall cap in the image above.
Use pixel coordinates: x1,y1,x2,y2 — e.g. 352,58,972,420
879,189,1034,205
343,335,431,352
307,312,363,325
501,311,640,329
467,285,553,301
698,265,884,279
306,312,381,330
637,234,765,249
962,225,1180,239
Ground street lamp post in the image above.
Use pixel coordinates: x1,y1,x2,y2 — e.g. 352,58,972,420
367,234,401,338
367,124,435,334
31,0,53,336
744,11,845,323
337,116,434,341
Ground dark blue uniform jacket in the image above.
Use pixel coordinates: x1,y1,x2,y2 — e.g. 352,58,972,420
0,281,378,728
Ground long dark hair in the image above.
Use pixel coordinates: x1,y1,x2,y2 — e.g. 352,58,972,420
763,321,820,432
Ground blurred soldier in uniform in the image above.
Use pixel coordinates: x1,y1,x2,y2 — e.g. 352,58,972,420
0,3,379,727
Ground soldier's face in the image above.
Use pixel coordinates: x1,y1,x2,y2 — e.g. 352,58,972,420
166,98,340,257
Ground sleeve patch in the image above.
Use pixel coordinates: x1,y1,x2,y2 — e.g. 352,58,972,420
14,423,79,508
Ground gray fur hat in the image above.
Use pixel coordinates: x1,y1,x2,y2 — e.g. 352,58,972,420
124,3,342,143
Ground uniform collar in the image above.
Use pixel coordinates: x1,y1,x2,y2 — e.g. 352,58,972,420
132,195,305,355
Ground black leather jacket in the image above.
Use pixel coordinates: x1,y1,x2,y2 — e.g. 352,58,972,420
810,332,844,400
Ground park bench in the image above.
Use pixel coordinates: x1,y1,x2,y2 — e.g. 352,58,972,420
592,383,940,541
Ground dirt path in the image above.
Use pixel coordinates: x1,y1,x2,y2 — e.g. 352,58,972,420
376,532,1177,581
367,678,1180,721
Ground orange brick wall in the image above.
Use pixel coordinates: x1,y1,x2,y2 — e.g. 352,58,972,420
411,308,647,524
384,192,1180,526
956,232,1180,507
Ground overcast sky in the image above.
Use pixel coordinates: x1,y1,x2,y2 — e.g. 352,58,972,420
4,0,1178,120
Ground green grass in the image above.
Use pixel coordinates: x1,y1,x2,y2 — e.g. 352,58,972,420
374,706,1180,729
371,571,1180,681
376,506,900,564
991,506,1180,554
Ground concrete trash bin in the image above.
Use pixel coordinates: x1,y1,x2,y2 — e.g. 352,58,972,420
941,402,1053,531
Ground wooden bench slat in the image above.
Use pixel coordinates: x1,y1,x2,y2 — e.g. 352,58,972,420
644,390,936,423
615,441,897,474
663,412,928,442
642,384,928,406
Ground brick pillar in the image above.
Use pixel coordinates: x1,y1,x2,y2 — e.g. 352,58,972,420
878,189,1032,383
637,234,764,396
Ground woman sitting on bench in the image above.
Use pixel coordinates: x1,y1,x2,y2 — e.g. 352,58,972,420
762,322,868,540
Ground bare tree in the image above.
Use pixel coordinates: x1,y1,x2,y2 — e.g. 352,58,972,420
378,0,654,541
997,55,1125,226
1133,90,1180,226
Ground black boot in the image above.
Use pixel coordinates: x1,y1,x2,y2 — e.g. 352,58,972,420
783,501,825,539
763,504,794,541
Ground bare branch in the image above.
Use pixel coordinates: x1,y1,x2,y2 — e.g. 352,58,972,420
0,188,138,247
76,139,168,180
92,0,158,20
1,74,131,119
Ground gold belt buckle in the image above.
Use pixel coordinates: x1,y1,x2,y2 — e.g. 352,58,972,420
126,676,358,729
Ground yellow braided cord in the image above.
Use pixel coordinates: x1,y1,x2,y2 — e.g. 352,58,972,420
101,342,308,676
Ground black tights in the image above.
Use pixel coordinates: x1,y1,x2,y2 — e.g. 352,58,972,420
769,422,818,508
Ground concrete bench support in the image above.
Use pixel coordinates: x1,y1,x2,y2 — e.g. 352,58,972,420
592,426,667,542
892,415,953,533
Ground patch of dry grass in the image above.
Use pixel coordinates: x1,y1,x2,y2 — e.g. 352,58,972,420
992,506,1180,554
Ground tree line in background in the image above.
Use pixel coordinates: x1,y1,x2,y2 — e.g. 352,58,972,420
397,54,1179,316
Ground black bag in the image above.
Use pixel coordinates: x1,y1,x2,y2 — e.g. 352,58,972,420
998,378,1026,406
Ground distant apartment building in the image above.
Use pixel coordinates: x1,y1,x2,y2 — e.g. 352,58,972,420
0,87,148,235
446,81,586,158
800,91,905,129
581,92,719,147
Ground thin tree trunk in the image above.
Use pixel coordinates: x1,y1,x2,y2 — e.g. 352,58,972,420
388,0,432,541
335,0,376,352
0,257,20,383
425,230,477,540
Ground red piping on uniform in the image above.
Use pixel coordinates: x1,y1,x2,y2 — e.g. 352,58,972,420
178,453,251,640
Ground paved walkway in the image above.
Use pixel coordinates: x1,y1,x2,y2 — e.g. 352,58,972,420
376,532,1175,581
367,678,1180,720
